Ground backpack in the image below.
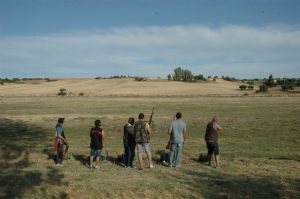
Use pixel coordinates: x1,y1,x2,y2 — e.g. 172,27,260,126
123,124,135,145
134,120,150,143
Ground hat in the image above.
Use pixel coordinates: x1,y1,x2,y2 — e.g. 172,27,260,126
59,116,65,119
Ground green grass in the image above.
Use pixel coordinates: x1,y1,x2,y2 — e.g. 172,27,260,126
0,96,300,199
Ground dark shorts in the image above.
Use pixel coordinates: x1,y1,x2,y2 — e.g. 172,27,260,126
206,141,220,155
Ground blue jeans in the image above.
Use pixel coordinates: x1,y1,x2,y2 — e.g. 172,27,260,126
90,149,102,157
169,143,183,167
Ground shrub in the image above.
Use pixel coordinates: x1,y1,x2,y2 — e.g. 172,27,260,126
259,84,268,92
167,74,172,81
222,76,237,82
134,77,146,81
57,88,67,96
78,92,85,96
239,85,247,90
248,85,254,90
194,74,206,81
282,84,294,91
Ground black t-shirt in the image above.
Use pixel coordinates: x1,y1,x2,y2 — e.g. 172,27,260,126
90,127,103,149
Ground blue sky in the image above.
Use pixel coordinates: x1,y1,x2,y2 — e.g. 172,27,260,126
0,0,300,78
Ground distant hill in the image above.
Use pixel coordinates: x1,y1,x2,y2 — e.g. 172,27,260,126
0,78,259,97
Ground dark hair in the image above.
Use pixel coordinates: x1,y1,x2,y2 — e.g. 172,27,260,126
176,112,182,119
95,119,101,126
128,117,135,125
58,118,65,123
138,113,144,119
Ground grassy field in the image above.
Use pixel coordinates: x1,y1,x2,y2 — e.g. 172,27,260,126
0,95,300,199
0,78,250,97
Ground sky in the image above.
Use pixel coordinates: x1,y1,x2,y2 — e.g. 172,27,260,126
0,0,300,79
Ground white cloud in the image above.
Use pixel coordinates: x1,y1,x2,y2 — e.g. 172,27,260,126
0,25,299,78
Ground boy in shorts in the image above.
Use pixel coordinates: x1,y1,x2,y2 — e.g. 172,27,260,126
89,120,105,169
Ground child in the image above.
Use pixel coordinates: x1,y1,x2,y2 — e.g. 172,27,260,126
89,120,105,169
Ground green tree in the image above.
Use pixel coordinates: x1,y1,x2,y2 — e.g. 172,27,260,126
167,74,172,81
194,74,206,81
173,67,182,81
259,84,268,92
266,74,276,87
182,69,193,81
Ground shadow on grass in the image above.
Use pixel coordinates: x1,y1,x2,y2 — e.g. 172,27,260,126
0,118,69,199
73,154,89,167
106,154,125,167
168,168,300,199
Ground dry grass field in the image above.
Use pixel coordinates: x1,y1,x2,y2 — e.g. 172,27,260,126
0,79,299,199
0,78,251,97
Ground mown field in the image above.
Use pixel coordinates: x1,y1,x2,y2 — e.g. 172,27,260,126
0,96,299,199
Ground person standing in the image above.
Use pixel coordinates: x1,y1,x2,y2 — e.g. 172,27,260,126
54,116,68,166
89,120,105,169
123,117,136,168
134,113,154,169
205,117,224,168
168,112,187,167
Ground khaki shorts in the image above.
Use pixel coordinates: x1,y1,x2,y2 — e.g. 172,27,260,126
136,143,151,153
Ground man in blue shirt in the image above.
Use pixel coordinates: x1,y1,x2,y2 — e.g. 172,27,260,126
54,116,68,166
168,112,187,167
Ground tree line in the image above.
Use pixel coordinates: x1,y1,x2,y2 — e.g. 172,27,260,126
168,67,208,82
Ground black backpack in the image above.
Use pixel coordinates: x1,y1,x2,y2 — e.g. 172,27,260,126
134,120,150,143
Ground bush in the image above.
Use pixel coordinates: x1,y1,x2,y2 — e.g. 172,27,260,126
78,92,85,96
167,74,172,81
134,77,146,81
282,84,294,91
57,88,67,96
239,85,247,90
222,76,237,82
248,85,254,90
194,74,206,81
259,84,268,92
